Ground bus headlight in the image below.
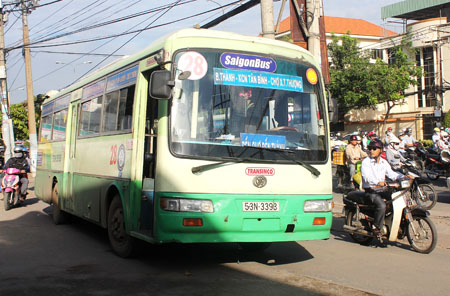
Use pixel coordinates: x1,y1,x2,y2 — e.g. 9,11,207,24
303,199,332,212
160,198,214,213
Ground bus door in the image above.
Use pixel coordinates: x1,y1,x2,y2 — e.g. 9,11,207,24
63,101,79,212
140,96,158,231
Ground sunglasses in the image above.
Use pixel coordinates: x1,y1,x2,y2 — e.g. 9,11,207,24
368,147,380,151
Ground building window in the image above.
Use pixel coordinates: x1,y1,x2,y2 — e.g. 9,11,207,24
416,51,423,108
387,48,396,65
372,49,383,60
423,47,436,107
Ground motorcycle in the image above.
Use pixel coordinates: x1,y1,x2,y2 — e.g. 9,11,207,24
422,149,450,180
343,178,437,254
1,168,26,211
394,162,437,210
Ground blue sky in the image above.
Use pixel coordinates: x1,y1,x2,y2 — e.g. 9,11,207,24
4,0,401,104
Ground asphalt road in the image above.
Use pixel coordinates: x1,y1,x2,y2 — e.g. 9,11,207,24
0,176,449,296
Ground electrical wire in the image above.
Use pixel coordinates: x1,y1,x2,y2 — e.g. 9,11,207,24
7,0,242,51
32,0,196,46
70,0,183,85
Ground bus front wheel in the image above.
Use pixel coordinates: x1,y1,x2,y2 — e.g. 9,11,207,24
107,195,135,258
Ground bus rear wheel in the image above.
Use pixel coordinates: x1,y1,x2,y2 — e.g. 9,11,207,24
52,183,68,225
107,195,135,258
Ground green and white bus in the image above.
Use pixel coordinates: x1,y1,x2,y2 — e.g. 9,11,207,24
36,28,333,257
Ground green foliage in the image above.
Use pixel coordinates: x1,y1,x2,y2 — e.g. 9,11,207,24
328,34,422,120
420,139,433,148
0,94,46,141
443,112,450,129
328,34,374,113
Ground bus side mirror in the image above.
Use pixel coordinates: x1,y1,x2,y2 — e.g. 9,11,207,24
328,97,338,123
149,70,174,100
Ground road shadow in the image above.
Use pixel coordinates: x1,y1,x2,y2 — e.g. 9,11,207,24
0,207,342,296
331,216,420,253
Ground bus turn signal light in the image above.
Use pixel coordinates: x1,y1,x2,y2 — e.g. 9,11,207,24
313,217,326,225
183,218,203,227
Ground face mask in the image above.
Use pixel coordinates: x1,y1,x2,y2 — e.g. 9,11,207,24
14,152,23,158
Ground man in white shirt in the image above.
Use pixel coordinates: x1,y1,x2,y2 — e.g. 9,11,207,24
401,128,416,148
361,139,404,236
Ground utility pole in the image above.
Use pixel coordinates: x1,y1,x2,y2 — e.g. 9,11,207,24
306,0,320,57
261,0,275,39
0,0,14,163
21,0,38,174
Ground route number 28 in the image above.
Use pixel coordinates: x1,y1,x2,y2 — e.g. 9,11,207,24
177,51,208,80
110,145,118,165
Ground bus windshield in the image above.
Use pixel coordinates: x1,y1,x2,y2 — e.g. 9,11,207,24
170,50,327,163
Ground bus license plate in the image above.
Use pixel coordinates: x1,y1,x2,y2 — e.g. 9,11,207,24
242,201,279,212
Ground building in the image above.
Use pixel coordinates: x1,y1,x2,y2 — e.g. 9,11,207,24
379,0,450,140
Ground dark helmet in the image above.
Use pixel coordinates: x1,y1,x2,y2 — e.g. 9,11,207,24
349,135,358,141
368,139,383,150
13,146,26,158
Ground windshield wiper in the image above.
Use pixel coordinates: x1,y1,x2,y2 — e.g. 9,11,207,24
191,146,320,177
192,145,264,174
268,147,320,177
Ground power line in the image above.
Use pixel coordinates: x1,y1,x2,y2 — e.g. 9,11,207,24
32,1,196,46
32,50,125,56
70,0,183,85
7,0,242,51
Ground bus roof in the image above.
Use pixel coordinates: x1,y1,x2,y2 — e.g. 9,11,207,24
43,28,316,105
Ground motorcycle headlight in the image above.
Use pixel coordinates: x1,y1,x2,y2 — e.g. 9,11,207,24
400,180,411,188
304,199,333,212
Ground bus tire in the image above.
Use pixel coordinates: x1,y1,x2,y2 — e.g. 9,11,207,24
52,183,68,225
107,195,135,258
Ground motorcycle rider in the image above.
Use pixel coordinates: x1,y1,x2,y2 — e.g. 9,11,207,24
432,127,441,151
3,146,30,202
345,135,367,185
384,127,394,145
361,139,405,237
438,131,449,152
385,136,406,171
402,128,416,148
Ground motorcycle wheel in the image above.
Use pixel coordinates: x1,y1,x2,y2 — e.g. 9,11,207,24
3,192,12,211
346,211,374,245
414,160,425,175
406,216,437,254
413,184,437,210
425,164,439,180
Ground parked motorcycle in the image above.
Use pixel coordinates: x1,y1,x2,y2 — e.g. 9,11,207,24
423,149,450,180
343,178,437,254
1,168,26,211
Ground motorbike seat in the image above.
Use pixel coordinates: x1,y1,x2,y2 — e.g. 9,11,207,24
344,191,370,205
428,153,440,160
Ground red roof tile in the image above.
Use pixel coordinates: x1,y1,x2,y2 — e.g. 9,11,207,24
277,16,397,37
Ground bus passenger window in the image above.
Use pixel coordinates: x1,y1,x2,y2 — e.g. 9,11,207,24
117,85,135,130
80,97,102,136
103,91,120,132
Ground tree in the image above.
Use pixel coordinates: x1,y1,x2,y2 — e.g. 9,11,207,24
369,40,422,128
328,33,422,128
2,94,46,142
328,34,374,114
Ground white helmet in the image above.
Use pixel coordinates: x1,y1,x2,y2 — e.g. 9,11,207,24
389,135,401,144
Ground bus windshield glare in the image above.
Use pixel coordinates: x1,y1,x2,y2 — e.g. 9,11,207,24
170,50,327,162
